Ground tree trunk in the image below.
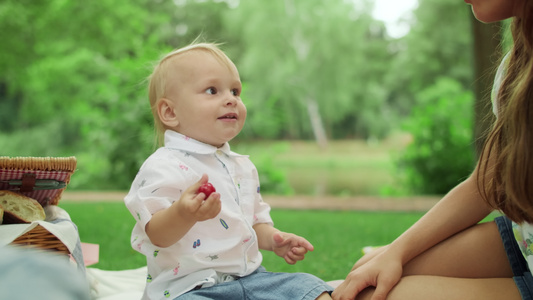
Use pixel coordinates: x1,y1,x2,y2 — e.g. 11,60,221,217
306,98,328,149
471,16,502,157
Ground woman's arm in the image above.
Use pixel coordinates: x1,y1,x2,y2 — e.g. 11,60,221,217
332,165,493,300
391,168,492,266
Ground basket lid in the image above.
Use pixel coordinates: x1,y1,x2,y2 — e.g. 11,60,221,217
0,156,77,206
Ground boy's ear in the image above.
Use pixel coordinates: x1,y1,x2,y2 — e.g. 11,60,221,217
157,98,180,128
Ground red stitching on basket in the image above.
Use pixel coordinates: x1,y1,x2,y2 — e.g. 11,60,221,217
0,169,71,205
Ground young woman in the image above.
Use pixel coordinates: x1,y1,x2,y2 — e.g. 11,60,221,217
332,0,532,299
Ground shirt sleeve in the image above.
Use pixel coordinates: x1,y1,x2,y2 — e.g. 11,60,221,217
124,150,199,232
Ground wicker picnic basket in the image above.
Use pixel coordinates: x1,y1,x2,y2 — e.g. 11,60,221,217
11,225,70,254
1,156,77,255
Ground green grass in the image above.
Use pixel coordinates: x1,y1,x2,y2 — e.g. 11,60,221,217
59,202,148,270
259,209,424,281
59,201,425,281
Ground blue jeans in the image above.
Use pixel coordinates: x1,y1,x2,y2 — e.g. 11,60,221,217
175,266,333,300
496,216,533,300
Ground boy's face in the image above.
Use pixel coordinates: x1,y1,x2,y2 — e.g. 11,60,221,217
164,50,246,147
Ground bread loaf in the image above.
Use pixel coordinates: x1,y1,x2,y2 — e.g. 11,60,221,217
0,190,46,224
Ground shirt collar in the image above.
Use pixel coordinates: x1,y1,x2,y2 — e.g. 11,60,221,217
164,130,244,157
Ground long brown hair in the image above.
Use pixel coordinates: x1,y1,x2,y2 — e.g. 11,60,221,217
478,2,533,223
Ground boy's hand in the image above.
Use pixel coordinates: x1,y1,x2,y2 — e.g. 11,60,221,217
272,232,314,264
177,174,221,222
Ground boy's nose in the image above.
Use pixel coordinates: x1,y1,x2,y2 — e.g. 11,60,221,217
225,94,237,106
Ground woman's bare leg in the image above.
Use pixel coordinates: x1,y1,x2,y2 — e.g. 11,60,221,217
355,276,520,300
350,221,521,299
316,292,333,299
403,221,513,278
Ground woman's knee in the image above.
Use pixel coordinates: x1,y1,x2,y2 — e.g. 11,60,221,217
403,221,512,278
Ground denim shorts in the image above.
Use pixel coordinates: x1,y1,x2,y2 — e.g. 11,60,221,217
174,266,333,300
496,216,533,300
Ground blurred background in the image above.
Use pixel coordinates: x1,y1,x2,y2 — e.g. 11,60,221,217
0,0,509,197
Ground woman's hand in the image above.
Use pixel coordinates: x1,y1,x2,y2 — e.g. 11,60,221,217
332,246,403,300
352,246,387,271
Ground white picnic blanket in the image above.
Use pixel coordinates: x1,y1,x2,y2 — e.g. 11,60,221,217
86,266,146,300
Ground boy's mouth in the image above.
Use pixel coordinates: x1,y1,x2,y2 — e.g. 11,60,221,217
218,113,238,120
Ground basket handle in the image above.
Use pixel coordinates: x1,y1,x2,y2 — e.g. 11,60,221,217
20,173,37,192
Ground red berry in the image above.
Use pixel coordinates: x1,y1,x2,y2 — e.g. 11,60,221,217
198,183,216,198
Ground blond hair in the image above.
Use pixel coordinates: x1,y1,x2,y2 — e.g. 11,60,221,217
147,42,234,147
478,2,533,223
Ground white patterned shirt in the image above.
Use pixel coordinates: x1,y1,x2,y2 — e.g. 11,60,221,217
124,130,273,300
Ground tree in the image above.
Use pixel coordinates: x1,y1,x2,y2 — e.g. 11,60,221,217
223,0,394,140
0,0,231,188
386,0,473,117
398,78,475,194
0,0,488,192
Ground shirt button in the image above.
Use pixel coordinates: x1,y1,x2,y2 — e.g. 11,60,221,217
216,150,222,155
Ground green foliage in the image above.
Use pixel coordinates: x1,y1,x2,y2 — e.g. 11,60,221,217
232,140,400,196
254,154,294,195
386,0,473,116
396,78,476,194
0,120,78,156
226,0,393,140
233,141,294,195
241,94,287,139
0,0,486,192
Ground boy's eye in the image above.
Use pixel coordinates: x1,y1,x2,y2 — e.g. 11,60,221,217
206,87,217,95
231,89,240,96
